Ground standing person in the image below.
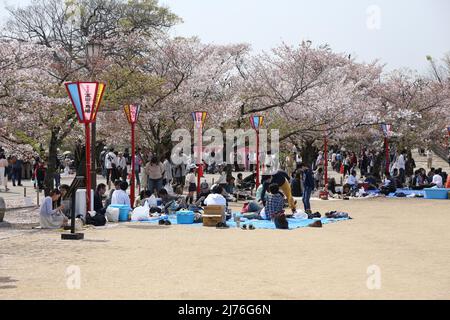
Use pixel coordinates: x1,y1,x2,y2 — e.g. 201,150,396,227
0,153,9,192
301,163,314,214
35,161,46,191
12,156,23,187
426,149,433,169
173,152,187,187
397,150,406,184
54,156,61,188
134,150,143,188
285,153,294,178
39,189,68,229
104,148,117,189
162,154,173,187
343,154,351,177
116,152,127,182
185,165,197,204
100,146,108,178
145,156,164,195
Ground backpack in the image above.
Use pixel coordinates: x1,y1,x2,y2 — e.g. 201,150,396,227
86,213,106,227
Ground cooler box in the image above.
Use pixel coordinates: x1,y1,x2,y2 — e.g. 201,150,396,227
424,188,450,200
176,210,195,224
108,204,131,222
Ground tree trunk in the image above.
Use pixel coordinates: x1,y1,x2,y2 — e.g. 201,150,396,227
301,139,317,167
43,128,59,196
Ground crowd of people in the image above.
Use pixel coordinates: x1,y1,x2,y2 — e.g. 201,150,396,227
2,142,448,230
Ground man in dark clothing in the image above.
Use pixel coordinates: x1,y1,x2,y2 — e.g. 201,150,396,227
12,156,23,186
88,183,107,226
94,183,107,215
260,170,296,213
301,163,314,214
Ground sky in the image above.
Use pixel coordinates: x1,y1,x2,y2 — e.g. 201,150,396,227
1,0,449,72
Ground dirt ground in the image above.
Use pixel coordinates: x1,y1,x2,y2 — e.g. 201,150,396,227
0,198,449,300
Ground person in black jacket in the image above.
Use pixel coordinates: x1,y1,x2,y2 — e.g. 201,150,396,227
87,183,107,226
301,163,314,214
94,183,107,215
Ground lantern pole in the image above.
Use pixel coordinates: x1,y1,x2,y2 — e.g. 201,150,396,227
197,125,202,195
130,122,136,206
85,122,92,215
256,129,260,189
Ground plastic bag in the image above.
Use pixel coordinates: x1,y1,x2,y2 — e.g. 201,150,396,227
293,209,308,220
106,207,120,223
131,202,150,221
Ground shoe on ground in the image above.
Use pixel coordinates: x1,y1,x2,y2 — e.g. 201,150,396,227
308,220,323,228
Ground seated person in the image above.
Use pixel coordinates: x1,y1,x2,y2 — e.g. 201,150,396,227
364,174,377,190
260,170,296,213
134,190,147,208
256,182,269,203
236,173,255,190
446,174,450,189
327,177,337,195
111,181,131,206
380,173,396,195
264,183,285,221
94,183,107,215
392,168,402,188
346,170,358,189
431,168,444,188
86,183,107,226
39,189,68,229
204,185,227,208
105,180,121,207
158,188,187,213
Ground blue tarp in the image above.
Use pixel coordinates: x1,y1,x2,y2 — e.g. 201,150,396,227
140,215,350,230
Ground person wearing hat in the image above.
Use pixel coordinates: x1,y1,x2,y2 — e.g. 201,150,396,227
260,169,296,213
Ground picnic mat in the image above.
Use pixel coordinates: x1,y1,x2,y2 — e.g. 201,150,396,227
386,188,425,198
140,215,350,230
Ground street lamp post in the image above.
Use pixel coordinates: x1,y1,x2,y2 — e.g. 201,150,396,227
250,116,264,189
192,112,207,195
124,104,141,206
64,81,106,240
381,123,392,175
86,41,103,189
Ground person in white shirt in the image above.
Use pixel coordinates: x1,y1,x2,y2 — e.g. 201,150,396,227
104,148,117,188
0,153,9,192
116,152,127,182
397,151,406,184
346,170,358,188
432,169,444,188
185,166,197,204
426,150,433,169
204,185,227,208
111,181,131,206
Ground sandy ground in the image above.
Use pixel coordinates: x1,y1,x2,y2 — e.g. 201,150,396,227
1,197,449,300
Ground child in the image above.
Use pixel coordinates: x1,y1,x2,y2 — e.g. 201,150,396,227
185,166,197,204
